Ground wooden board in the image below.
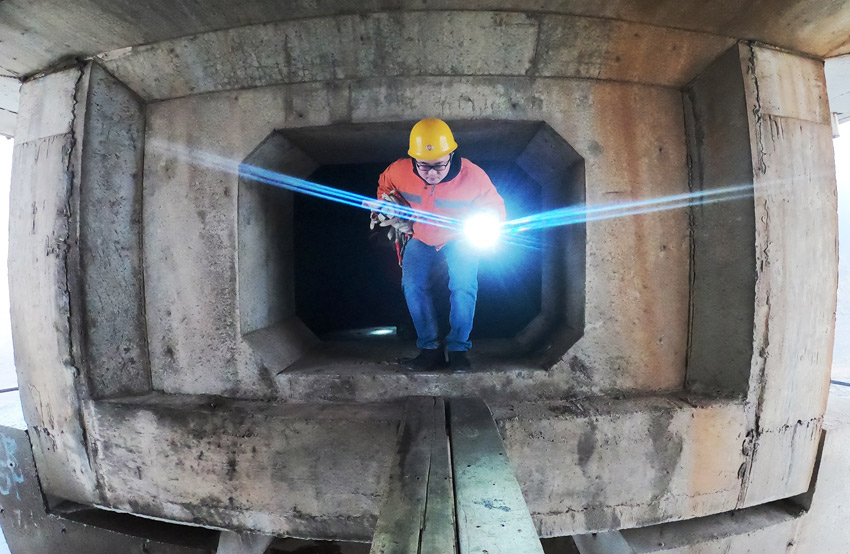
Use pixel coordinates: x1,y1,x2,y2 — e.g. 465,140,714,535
420,397,457,554
371,397,441,554
449,398,544,554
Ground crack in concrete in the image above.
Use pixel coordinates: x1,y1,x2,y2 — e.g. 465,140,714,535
64,64,102,497
525,14,544,77
0,64,21,79
65,66,85,373
135,98,154,395
747,43,767,176
533,489,734,521
737,43,773,509
417,397,437,554
682,87,698,391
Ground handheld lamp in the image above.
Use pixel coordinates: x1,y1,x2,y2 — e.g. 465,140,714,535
463,212,502,249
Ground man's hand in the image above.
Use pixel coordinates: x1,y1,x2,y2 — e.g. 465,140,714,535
367,192,413,237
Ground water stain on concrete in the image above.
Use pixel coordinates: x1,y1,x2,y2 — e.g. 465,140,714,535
647,408,684,520
577,418,598,476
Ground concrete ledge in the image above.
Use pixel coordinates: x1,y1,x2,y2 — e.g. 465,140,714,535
80,393,752,539
87,394,404,540
0,425,219,554
99,12,733,101
497,395,749,536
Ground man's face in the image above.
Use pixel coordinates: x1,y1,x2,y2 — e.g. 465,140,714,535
414,153,452,185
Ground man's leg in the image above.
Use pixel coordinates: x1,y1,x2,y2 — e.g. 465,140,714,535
443,240,480,352
401,239,441,350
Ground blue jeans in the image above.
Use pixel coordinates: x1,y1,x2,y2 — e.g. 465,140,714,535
401,239,479,351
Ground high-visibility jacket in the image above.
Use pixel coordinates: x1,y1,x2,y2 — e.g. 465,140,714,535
377,157,506,248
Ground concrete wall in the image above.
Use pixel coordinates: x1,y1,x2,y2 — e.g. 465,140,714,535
499,396,748,536
738,44,836,508
680,42,836,511
74,63,149,399
684,46,756,398
9,61,150,504
87,397,401,541
142,76,690,398
9,67,100,504
0,425,218,553
239,134,317,336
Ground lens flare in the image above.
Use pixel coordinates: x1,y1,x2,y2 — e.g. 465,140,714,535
464,212,503,249
149,140,758,253
502,185,754,235
149,139,460,230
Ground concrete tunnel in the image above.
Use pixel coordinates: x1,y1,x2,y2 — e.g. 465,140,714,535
0,3,846,553
238,121,585,373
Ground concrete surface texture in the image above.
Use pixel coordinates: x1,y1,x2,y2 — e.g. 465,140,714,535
140,64,690,400
0,4,844,553
564,384,850,554
0,423,219,554
9,68,100,506
2,2,850,136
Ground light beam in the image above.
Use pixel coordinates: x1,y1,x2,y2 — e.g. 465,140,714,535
151,140,758,251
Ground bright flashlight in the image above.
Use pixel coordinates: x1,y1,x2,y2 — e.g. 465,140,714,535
463,212,502,249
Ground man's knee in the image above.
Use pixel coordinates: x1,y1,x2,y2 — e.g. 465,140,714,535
447,269,478,296
402,268,430,296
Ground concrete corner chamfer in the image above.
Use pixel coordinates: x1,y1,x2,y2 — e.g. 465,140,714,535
237,121,586,382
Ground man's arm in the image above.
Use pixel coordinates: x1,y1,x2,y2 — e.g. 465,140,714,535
473,175,507,221
377,164,397,198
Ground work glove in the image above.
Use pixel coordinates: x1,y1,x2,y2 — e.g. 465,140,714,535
368,193,413,238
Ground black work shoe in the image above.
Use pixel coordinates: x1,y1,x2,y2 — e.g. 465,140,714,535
448,351,472,371
404,348,447,371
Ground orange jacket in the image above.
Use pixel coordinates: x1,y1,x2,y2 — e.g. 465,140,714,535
377,157,506,248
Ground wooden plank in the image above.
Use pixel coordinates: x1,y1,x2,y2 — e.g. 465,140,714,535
449,398,544,554
420,397,457,554
370,397,435,554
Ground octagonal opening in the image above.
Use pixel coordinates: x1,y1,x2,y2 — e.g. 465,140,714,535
238,121,585,373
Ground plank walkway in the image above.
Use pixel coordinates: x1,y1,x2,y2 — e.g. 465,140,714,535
370,396,543,554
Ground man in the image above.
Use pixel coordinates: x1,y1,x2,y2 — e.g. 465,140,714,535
374,119,505,370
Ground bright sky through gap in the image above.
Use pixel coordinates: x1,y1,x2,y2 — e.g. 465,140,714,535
0,137,14,390
833,121,850,380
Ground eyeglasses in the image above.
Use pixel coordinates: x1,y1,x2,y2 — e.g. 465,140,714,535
414,154,453,173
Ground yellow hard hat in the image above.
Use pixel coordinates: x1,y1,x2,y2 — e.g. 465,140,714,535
408,118,458,161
